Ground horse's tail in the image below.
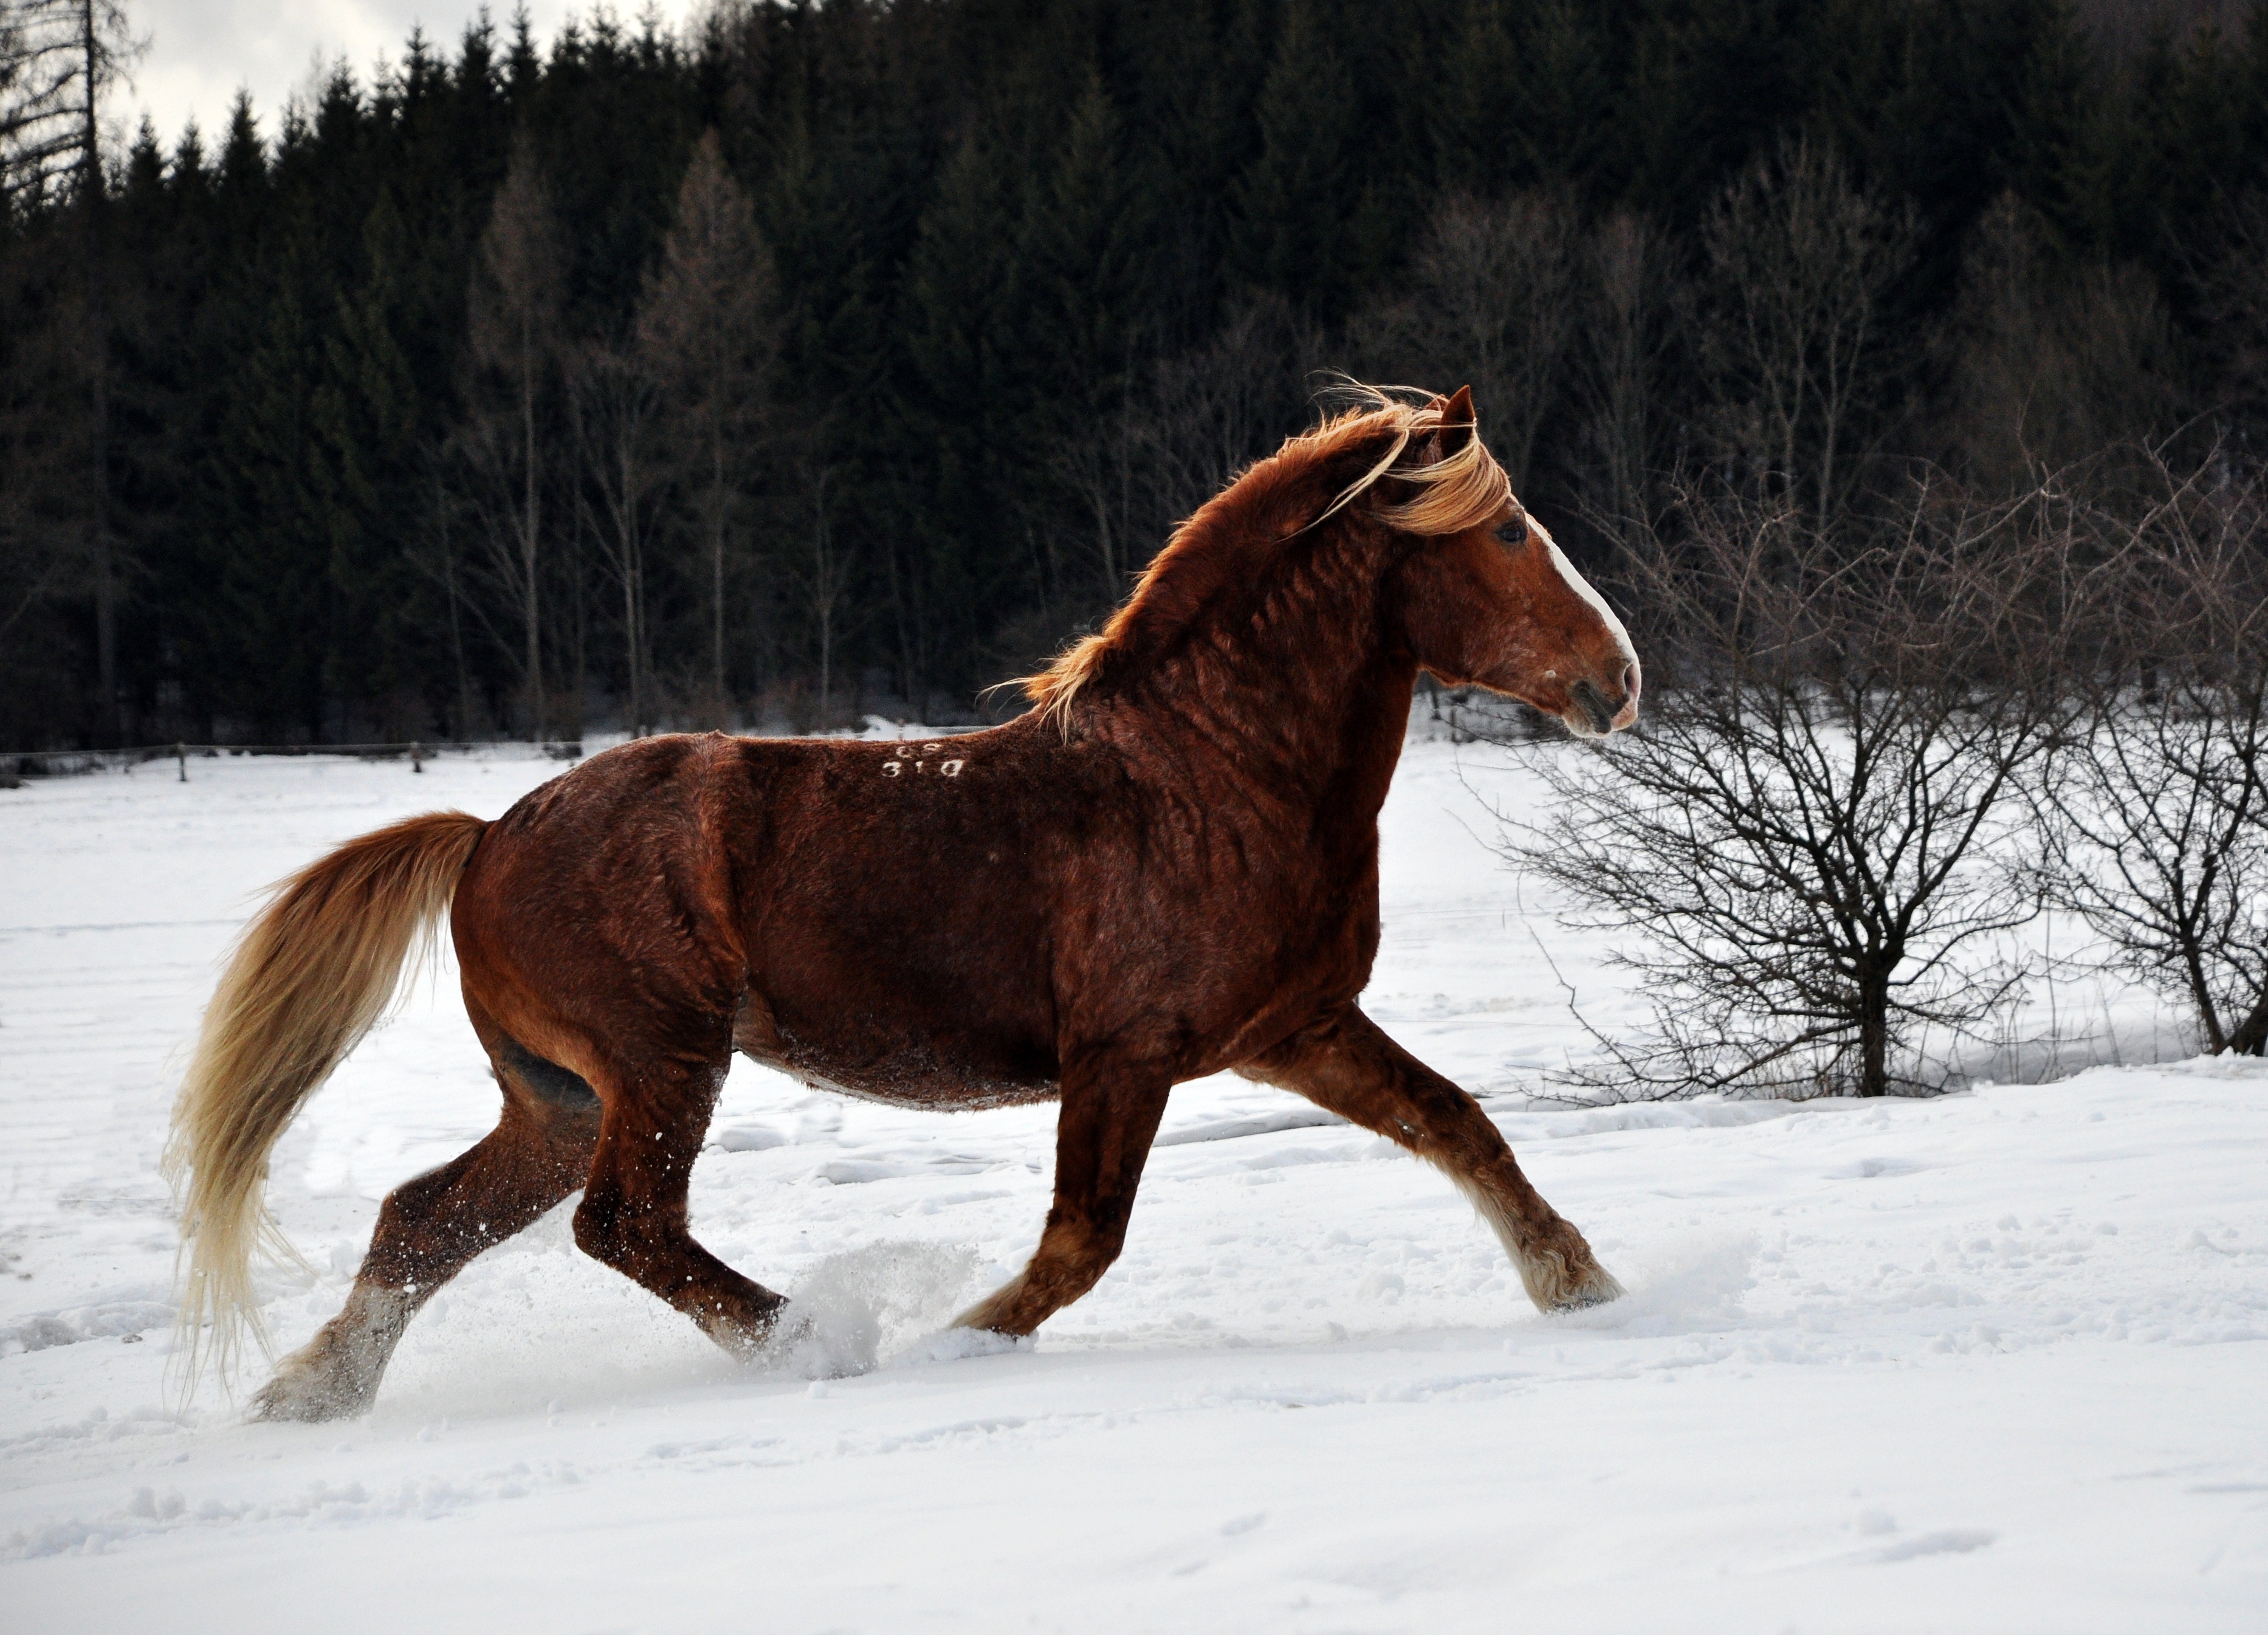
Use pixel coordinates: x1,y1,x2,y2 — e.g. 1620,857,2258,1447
164,810,489,1390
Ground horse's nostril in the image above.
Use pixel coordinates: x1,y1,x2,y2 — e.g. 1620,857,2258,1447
1570,679,1616,735
1620,661,1641,706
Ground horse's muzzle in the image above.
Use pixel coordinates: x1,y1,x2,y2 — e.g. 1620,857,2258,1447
1570,662,1640,737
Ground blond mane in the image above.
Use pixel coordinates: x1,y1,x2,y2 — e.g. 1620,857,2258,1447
1020,387,1514,732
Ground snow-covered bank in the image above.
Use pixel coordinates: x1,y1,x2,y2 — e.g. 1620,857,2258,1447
3,740,2263,1631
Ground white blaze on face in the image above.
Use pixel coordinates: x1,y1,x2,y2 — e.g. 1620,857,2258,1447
1531,518,1637,669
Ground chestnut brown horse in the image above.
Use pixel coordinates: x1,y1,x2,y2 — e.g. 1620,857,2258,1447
168,385,1640,1420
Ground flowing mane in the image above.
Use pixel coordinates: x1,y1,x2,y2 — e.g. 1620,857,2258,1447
1020,386,1517,732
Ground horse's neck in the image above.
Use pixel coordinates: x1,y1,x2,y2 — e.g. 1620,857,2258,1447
1119,561,1417,836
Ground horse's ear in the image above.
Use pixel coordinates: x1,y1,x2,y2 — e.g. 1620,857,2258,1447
1440,385,1475,455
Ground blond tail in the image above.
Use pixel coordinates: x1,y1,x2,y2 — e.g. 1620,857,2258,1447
163,810,489,1393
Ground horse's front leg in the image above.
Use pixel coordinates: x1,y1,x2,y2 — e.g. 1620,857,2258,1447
955,1052,1172,1337
1243,1005,1621,1312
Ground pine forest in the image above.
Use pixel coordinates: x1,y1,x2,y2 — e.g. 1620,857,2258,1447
4,0,2267,748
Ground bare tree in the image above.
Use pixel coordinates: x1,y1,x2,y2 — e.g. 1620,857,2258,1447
455,130,562,740
636,129,778,720
569,337,667,735
2038,453,2268,1054
1,0,134,205
792,456,853,721
2,0,140,741
1502,478,2094,1100
1354,191,1580,490
408,452,480,739
1700,137,1917,538
1570,209,1672,528
1047,345,1147,613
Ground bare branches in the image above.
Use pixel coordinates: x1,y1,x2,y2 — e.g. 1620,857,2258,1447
1571,210,1671,531
1500,478,2087,1100
1699,138,1918,540
1354,191,1579,492
1,0,140,206
452,129,563,738
636,129,778,717
567,337,666,735
2036,452,2268,1054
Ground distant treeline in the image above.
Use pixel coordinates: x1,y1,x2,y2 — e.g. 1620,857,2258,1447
4,0,2267,748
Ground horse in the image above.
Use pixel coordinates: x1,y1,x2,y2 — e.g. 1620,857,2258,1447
167,384,1641,1420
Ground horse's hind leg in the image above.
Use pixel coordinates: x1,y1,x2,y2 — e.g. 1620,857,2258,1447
569,1036,788,1357
250,1021,599,1421
1243,1005,1621,1312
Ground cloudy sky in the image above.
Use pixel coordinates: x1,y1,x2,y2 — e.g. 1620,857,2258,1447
120,2,699,148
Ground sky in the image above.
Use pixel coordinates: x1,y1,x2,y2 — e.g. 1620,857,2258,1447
117,2,700,151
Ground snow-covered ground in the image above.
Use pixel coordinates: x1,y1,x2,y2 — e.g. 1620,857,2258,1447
2,731,2263,1632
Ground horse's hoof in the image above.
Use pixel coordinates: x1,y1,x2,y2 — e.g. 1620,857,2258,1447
1517,1243,1626,1314
705,1301,802,1363
1552,1268,1625,1311
247,1369,368,1423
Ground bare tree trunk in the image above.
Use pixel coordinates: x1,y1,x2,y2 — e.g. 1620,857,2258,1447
817,508,834,718
1857,966,1891,1098
633,129,777,729
2228,990,2268,1057
520,324,542,741
75,0,114,742
439,495,472,738
622,543,640,732
459,131,562,743
711,429,724,713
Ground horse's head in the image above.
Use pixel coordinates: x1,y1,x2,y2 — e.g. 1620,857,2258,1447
1382,387,1640,737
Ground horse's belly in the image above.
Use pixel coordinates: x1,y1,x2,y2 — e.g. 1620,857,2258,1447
763,1048,1060,1111
732,989,1059,1111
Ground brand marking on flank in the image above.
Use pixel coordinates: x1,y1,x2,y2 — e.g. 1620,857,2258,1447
880,751,969,779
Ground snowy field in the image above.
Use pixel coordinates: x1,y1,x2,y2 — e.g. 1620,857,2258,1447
2,728,2264,1633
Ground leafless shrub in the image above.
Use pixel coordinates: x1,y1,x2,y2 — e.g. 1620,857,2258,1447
1498,478,2100,1100
2036,452,2268,1054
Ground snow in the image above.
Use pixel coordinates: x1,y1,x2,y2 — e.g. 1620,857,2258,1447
3,734,2264,1631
